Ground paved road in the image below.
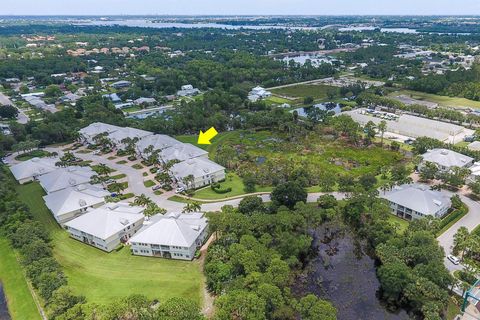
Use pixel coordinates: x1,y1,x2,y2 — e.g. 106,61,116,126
437,194,480,272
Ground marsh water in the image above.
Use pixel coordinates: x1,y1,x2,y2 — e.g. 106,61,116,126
293,223,409,320
0,283,11,320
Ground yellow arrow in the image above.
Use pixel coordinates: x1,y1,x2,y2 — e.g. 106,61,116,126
197,127,218,145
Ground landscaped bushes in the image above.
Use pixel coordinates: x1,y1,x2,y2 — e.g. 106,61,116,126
438,203,468,234
210,182,232,194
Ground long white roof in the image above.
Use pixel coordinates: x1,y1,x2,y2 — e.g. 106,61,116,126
38,166,96,193
65,203,144,240
136,134,182,154
43,184,109,219
171,157,225,180
79,122,120,139
159,143,208,162
381,183,451,216
108,127,152,144
9,157,57,181
422,148,474,168
130,212,207,247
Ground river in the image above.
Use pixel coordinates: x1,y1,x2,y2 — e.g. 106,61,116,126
0,283,11,320
293,222,410,320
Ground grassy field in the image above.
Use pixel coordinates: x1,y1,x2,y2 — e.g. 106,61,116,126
193,173,272,200
271,84,339,101
14,150,51,161
0,239,41,320
264,95,294,106
390,90,480,109
13,182,203,306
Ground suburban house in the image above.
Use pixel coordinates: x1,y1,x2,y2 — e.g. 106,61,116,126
38,166,96,194
176,84,200,97
79,122,120,145
380,184,451,220
43,184,109,225
130,212,208,260
170,157,226,189
248,86,272,102
134,97,156,106
102,93,122,104
419,148,474,172
468,162,480,184
10,157,58,184
65,203,145,252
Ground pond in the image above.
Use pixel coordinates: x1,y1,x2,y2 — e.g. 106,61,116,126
293,223,409,320
0,283,11,320
291,103,342,118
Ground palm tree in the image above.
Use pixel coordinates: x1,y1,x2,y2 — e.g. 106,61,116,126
453,226,470,258
108,182,126,194
182,174,195,190
143,203,167,220
378,120,387,147
95,163,112,177
182,201,201,213
131,194,153,207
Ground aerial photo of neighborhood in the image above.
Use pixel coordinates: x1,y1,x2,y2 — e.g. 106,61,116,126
2,1,480,320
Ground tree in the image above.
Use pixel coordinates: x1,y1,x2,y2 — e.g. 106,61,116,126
378,120,387,147
296,294,337,320
182,201,201,213
317,194,338,209
131,194,152,207
359,173,377,191
243,174,256,193
182,174,195,190
364,120,377,145
47,286,85,319
377,261,412,302
215,290,266,320
143,203,167,219
453,226,470,257
0,105,18,119
155,297,204,320
303,96,314,105
419,161,439,181
45,84,62,98
271,181,307,209
238,196,265,215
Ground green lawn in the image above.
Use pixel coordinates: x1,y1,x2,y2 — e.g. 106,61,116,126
13,181,203,306
0,239,41,320
271,84,339,101
111,173,127,180
390,90,480,110
143,180,156,187
132,164,143,170
193,173,272,200
386,214,409,234
14,150,50,161
265,95,294,105
116,160,128,164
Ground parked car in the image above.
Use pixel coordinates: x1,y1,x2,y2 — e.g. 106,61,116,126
152,185,162,191
93,150,101,155
447,254,460,265
175,187,185,193
105,179,115,184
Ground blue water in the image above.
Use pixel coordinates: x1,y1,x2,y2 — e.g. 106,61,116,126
0,284,11,320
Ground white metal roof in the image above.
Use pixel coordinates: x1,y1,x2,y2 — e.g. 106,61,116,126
130,212,207,247
43,184,109,219
9,157,57,181
38,166,96,193
65,203,144,240
422,148,474,168
171,157,225,180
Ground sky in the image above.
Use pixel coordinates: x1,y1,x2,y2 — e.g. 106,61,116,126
1,0,480,16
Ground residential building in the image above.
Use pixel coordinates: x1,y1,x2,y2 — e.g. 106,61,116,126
158,143,208,163
468,141,480,151
177,84,200,97
111,80,132,89
38,166,96,194
171,157,226,189
10,157,58,184
130,212,208,260
65,203,145,252
79,122,120,144
43,184,109,225
136,134,182,157
420,148,474,172
248,86,272,102
108,127,153,149
102,93,122,103
134,97,156,105
381,183,451,220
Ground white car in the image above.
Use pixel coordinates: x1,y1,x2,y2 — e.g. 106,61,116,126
175,187,185,193
447,254,460,265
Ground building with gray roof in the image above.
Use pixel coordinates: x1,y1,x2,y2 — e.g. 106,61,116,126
130,212,208,260
43,184,109,225
107,127,153,149
65,203,145,252
79,122,120,144
159,143,208,163
171,157,226,189
9,157,58,184
38,166,96,194
420,148,474,172
380,183,451,220
136,134,182,157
